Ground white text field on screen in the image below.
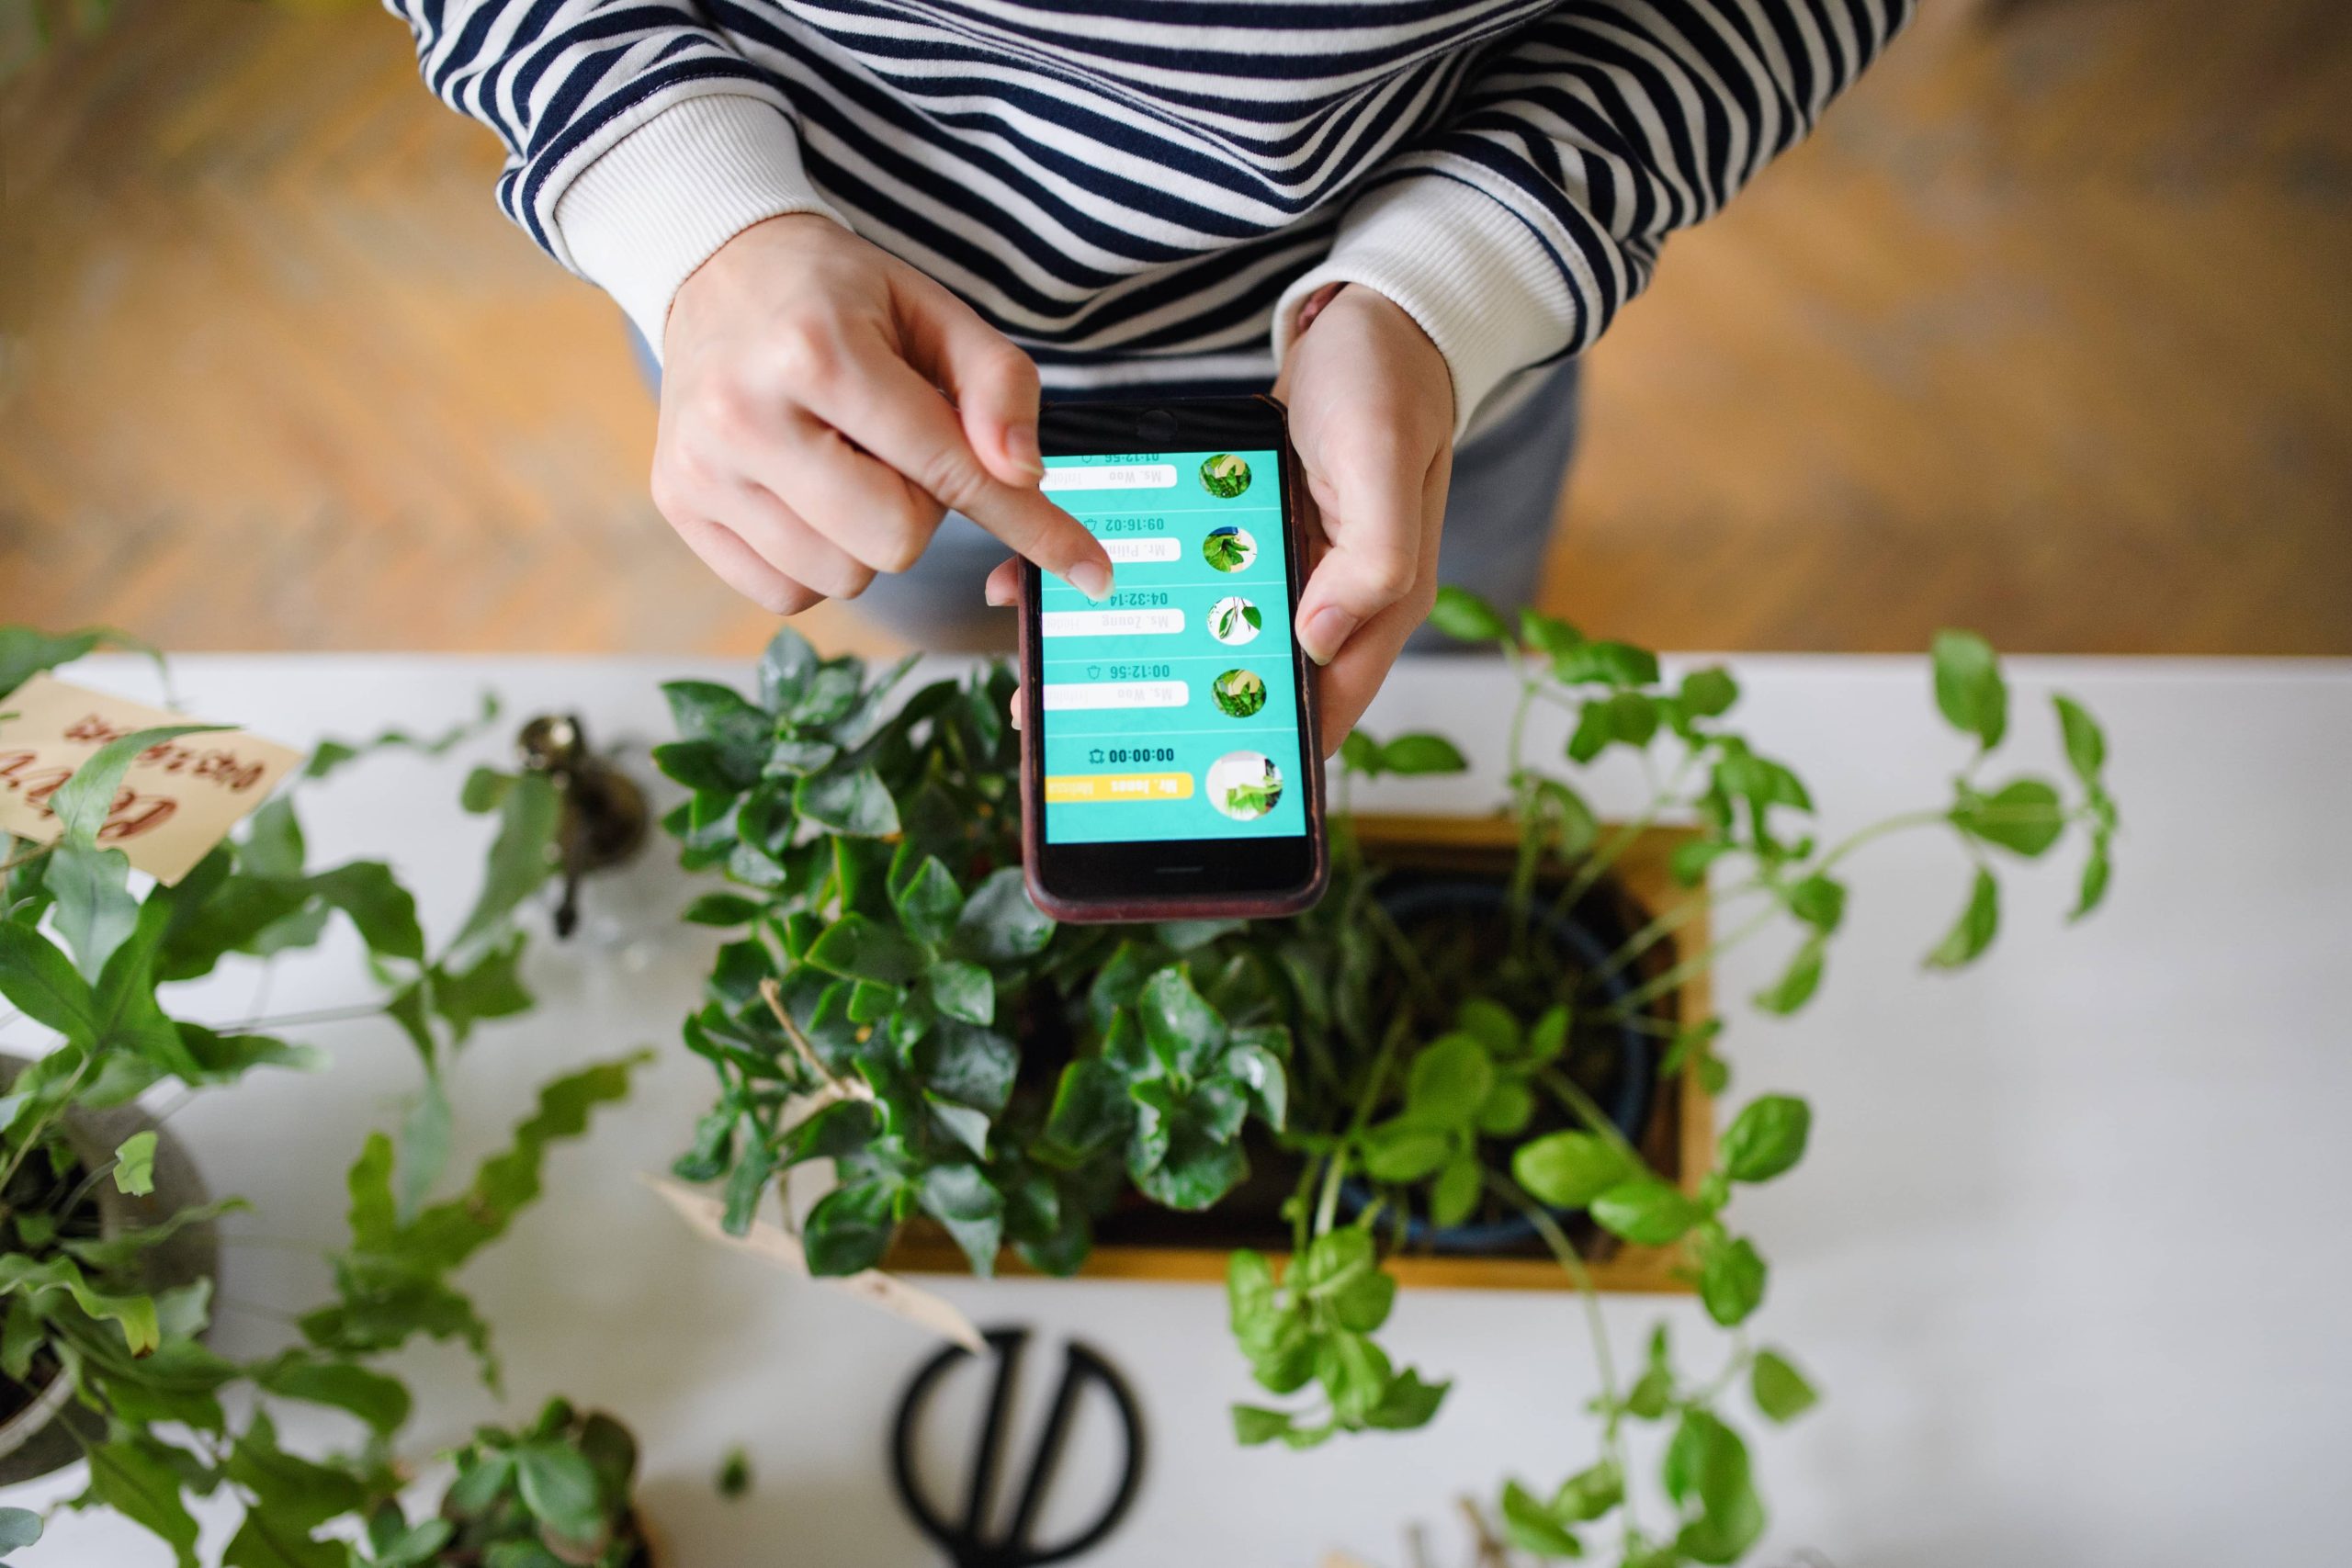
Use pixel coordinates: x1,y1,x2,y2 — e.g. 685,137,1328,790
1041,608,1185,637
1041,464,1178,492
1042,681,1189,711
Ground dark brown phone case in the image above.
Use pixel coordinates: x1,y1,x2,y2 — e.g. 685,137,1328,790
1018,398,1328,923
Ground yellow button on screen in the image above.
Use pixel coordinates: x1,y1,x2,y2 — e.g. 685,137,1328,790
1045,773,1195,803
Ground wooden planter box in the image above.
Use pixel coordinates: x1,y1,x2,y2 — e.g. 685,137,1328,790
886,815,1715,1295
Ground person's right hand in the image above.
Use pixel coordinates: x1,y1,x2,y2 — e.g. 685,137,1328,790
652,213,1114,615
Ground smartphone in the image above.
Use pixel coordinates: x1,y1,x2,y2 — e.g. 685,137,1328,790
1017,395,1329,923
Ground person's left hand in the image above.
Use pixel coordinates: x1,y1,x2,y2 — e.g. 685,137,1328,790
986,281,1455,751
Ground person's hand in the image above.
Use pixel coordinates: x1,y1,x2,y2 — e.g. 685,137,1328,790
985,283,1453,750
1275,282,1455,750
652,213,1114,615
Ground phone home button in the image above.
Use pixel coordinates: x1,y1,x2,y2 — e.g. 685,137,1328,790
1156,863,1204,876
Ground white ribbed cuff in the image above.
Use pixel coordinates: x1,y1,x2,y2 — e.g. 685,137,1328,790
1273,176,1581,440
554,94,852,356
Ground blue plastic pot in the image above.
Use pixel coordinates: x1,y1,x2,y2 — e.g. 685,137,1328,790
1340,878,1656,1254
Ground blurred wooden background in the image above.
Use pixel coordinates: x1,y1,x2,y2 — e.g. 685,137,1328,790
2,0,2346,660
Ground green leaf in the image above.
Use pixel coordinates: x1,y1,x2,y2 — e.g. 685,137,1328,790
1377,734,1467,775
1679,667,1739,718
1786,874,1846,932
1698,1233,1768,1326
514,1441,606,1545
1952,777,2065,857
1751,931,1826,1016
51,723,226,844
0,1507,40,1551
1337,729,1383,778
1314,1328,1392,1423
1511,1132,1630,1209
45,840,139,980
927,959,994,1026
1428,585,1510,643
0,1252,160,1354
1404,1032,1493,1127
891,855,966,945
225,1414,366,1541
1665,1410,1766,1564
1750,1348,1820,1423
309,862,425,963
303,693,500,782
1137,965,1226,1079
954,867,1054,963
1519,608,1583,657
1931,628,2007,749
757,626,821,710
926,1095,991,1158
1454,997,1519,1055
716,1446,753,1502
254,1354,413,1435
1359,1122,1452,1183
1044,1058,1130,1157
795,768,899,837
1670,838,1734,887
1363,1367,1449,1431
682,892,763,927
1589,1180,1705,1247
0,915,100,1038
1500,1480,1584,1557
2073,830,2114,922
917,1163,1004,1277
1231,1405,1295,1446
446,773,559,969
1476,1080,1534,1136
2052,692,2106,783
112,1129,157,1195
802,1180,896,1276
0,625,150,698
1430,1153,1481,1228
80,1435,201,1568
1926,866,2000,969
1552,640,1659,689
1223,1035,1288,1132
1720,1094,1811,1183
806,913,925,986
1300,1230,1394,1333
1554,1460,1623,1522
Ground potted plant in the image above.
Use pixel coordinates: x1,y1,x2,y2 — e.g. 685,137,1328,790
652,600,2120,1565
0,627,649,1564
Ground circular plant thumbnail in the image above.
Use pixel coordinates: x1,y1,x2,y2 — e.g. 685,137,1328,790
1203,525,1257,573
1200,452,1252,499
1208,596,1262,645
1207,750,1284,821
1211,669,1268,718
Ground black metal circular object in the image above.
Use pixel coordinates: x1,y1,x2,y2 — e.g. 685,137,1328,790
890,1326,1145,1568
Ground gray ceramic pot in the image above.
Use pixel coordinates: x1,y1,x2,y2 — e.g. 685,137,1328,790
0,1054,220,1485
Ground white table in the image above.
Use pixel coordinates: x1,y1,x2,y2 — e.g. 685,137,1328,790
7,652,2348,1568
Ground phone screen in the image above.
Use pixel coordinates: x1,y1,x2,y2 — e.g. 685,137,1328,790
1035,446,1308,847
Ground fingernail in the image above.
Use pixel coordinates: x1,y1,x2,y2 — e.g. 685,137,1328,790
1069,561,1114,602
1004,423,1044,479
1300,605,1358,665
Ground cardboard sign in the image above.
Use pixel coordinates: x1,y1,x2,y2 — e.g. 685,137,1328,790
642,1174,986,1354
0,673,302,884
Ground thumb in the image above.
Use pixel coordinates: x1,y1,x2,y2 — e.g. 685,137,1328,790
1295,448,1440,666
900,279,1046,489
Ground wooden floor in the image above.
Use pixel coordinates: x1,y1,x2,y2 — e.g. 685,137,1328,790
2,0,2347,660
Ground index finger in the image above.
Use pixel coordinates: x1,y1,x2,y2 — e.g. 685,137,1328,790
814,353,1114,600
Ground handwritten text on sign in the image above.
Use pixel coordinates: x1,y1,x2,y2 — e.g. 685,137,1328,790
0,673,302,884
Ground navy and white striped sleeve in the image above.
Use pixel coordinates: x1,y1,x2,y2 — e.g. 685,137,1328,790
1277,0,1916,435
380,0,848,347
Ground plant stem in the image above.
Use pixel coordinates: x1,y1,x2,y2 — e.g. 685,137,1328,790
1594,905,1781,1023
1490,1172,1642,1545
212,1002,388,1034
1589,878,1761,987
1810,807,1949,874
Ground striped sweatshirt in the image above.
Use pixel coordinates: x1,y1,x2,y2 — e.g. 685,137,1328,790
386,0,1912,434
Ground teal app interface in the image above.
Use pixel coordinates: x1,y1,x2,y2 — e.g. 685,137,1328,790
1038,446,1306,846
